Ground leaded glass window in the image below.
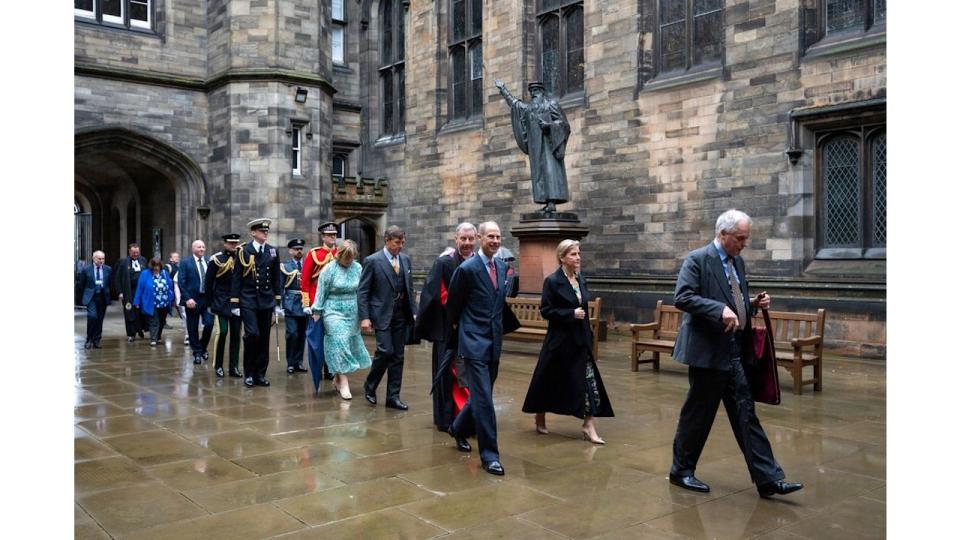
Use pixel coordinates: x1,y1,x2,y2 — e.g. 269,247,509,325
657,0,723,76
380,1,405,136
449,0,483,121
76,0,154,31
537,1,584,97
817,125,886,257
816,0,885,42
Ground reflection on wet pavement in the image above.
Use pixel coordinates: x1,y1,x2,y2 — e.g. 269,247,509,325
75,313,885,538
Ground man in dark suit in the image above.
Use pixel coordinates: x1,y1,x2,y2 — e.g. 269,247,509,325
204,234,243,378
445,221,520,476
79,250,111,349
230,218,284,388
281,238,310,374
164,252,182,326
669,209,803,498
114,243,148,342
415,222,477,432
180,239,214,365
359,225,418,410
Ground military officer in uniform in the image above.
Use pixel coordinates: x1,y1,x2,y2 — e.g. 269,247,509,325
230,218,284,387
281,238,311,374
301,222,339,387
205,234,243,378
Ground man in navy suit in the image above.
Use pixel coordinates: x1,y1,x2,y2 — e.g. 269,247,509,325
359,225,418,410
79,250,111,349
180,239,214,364
445,221,520,476
668,209,803,498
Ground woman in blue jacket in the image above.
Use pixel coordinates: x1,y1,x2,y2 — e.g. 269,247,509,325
133,258,175,346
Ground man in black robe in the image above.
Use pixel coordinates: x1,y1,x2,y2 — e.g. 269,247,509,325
415,223,477,432
495,80,571,213
114,243,149,342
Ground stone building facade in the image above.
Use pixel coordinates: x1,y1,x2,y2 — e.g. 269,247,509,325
75,0,886,356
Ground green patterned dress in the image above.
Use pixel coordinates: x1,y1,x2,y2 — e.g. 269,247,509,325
310,261,371,374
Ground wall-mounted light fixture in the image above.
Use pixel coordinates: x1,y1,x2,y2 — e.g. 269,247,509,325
295,87,308,103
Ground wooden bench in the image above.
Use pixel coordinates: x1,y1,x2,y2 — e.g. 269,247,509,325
630,301,826,395
505,296,602,360
753,308,826,395
629,300,682,372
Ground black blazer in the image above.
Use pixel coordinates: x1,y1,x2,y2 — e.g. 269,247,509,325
672,242,756,370
357,250,417,331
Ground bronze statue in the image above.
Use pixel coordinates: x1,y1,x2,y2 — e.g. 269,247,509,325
496,80,571,214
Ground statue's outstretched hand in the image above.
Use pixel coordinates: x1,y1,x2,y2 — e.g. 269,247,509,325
495,79,505,90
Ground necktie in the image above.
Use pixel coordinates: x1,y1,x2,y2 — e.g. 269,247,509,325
391,257,399,274
95,266,101,282
297,260,302,272
198,258,207,292
487,260,499,290
725,258,747,330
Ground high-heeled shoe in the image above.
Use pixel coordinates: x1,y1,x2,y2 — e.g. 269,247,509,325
335,376,352,400
581,430,606,445
535,413,549,434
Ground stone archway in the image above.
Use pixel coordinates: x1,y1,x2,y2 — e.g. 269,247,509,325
74,127,207,267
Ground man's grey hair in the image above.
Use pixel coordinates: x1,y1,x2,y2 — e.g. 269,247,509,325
92,250,105,258
455,222,476,235
384,225,405,242
478,221,500,235
715,209,753,236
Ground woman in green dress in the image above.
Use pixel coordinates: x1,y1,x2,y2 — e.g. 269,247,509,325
310,240,371,400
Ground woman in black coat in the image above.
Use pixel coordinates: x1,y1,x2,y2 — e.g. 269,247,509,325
522,239,614,444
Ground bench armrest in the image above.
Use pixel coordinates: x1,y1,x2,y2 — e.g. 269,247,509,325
790,335,823,348
630,322,659,336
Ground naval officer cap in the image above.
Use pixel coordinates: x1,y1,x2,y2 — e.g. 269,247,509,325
247,218,271,231
318,222,338,235
287,238,306,249
222,233,241,243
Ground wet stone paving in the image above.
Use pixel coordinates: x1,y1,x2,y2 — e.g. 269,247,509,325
75,312,885,539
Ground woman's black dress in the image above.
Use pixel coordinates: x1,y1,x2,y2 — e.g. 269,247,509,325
522,267,614,419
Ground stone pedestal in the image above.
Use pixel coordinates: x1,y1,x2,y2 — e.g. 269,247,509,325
511,213,589,295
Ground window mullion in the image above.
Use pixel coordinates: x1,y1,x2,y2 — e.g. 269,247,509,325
558,11,566,95
860,130,871,250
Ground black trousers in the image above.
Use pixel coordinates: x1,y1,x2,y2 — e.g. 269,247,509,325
432,340,453,431
214,314,241,371
123,306,148,337
671,338,785,485
451,351,500,464
241,308,274,379
185,303,213,358
364,312,408,401
148,309,168,342
285,315,308,368
85,296,107,344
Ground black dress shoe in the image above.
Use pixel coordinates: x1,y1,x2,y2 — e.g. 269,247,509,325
93,342,102,349
447,427,471,452
254,378,271,387
758,480,803,498
229,367,243,378
215,367,225,378
138,331,145,338
193,357,202,365
385,399,408,411
482,461,505,476
364,390,377,405
127,336,135,343
294,365,309,373
669,473,710,493
202,351,209,360
287,366,295,374
84,341,92,349
244,377,255,387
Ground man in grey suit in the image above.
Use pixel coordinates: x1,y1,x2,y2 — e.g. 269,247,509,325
445,221,520,476
359,226,418,410
669,209,803,498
